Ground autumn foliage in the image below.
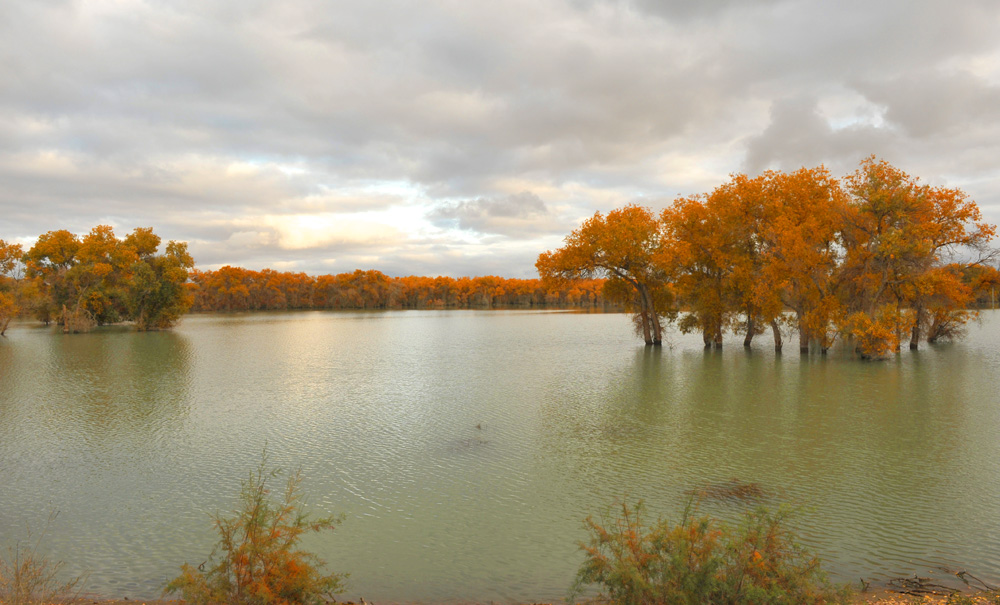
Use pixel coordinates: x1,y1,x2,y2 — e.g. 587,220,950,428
572,499,849,605
536,205,674,344
0,226,193,333
1,233,613,334
187,268,611,313
165,451,346,605
539,158,997,358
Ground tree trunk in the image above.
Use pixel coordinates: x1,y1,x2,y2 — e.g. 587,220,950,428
640,311,652,345
743,315,755,348
703,328,712,349
637,284,660,346
0,316,9,336
651,317,662,346
797,313,808,354
909,306,924,350
713,322,723,349
641,284,662,346
770,320,782,353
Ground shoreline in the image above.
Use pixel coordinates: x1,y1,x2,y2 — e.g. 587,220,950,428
67,587,1000,605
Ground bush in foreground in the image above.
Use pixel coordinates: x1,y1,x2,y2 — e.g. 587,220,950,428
0,512,82,605
572,499,850,605
165,452,346,605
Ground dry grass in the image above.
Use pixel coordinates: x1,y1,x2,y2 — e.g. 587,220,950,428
0,513,83,605
855,590,1000,604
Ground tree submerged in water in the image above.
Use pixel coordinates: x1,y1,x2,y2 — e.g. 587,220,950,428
536,205,675,346
538,157,997,358
13,225,194,332
165,451,346,605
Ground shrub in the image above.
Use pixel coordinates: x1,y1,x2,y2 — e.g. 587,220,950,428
571,498,850,605
165,451,346,605
0,512,83,605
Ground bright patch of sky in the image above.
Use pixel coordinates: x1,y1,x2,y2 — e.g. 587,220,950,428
818,93,887,131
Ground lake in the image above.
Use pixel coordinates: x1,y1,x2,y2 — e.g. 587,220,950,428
2,309,1000,602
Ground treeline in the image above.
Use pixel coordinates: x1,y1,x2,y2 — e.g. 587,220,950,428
0,227,613,335
189,267,611,312
0,226,193,334
538,157,1000,358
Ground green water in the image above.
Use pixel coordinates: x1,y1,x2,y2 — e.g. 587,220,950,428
1,310,999,602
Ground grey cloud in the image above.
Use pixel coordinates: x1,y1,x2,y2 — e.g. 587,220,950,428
429,192,560,237
3,0,728,188
743,97,895,175
856,70,1000,138
2,0,1000,276
622,0,784,22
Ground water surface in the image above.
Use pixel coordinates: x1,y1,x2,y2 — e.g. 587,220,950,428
1,310,999,602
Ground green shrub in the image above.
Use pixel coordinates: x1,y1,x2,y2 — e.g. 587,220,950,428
571,498,850,605
0,512,83,605
165,451,346,605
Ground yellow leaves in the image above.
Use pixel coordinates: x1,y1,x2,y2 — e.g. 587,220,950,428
91,262,113,279
165,452,345,605
26,229,79,273
0,240,24,277
844,305,912,359
536,205,672,344
541,156,994,354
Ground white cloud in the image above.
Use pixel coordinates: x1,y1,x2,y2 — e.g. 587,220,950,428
262,214,404,250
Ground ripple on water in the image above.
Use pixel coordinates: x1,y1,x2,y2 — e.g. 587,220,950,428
2,311,1000,601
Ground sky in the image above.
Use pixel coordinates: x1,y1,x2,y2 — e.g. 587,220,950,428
2,0,1000,278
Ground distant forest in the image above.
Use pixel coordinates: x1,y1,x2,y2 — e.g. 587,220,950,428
187,267,611,312
0,227,612,337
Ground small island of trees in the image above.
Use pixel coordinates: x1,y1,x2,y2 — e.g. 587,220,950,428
538,157,999,358
0,226,194,335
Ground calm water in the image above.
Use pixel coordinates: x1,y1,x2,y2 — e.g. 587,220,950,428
2,310,1000,602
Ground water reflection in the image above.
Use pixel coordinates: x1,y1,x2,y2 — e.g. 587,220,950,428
40,330,192,448
1,311,999,601
539,328,1000,588
0,327,194,595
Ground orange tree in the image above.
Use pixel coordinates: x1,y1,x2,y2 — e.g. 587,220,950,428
24,226,194,332
664,173,793,351
537,205,674,345
838,157,995,357
709,173,786,349
0,239,26,336
760,167,847,353
23,229,80,323
961,263,1000,307
661,192,734,349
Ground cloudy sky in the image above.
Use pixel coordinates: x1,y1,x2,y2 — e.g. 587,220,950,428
2,0,1000,277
